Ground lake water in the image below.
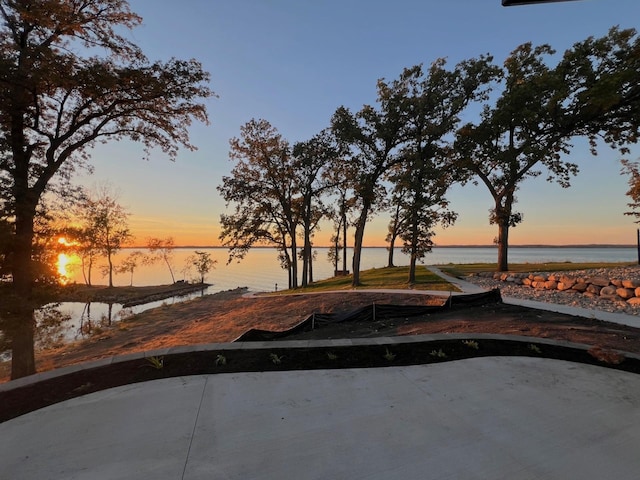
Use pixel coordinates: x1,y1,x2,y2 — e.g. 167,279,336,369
37,245,637,348
63,246,639,293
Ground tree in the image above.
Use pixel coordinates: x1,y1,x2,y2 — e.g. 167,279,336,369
291,130,339,286
456,28,640,272
388,60,496,283
455,44,577,271
385,201,405,268
77,187,132,287
116,250,146,286
186,250,217,284
72,226,100,286
324,153,355,275
218,119,301,288
330,76,410,286
1,197,68,379
147,237,177,284
0,0,212,378
621,160,640,222
332,58,495,286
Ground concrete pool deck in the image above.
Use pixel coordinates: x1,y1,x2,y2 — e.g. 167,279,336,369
2,269,640,479
2,354,640,479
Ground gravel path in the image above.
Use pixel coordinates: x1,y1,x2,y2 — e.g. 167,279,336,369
463,266,640,317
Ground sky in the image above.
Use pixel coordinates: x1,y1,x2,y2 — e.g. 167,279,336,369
74,0,640,247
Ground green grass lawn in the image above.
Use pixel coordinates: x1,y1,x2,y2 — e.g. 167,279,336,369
436,261,635,278
277,261,636,295
287,265,458,293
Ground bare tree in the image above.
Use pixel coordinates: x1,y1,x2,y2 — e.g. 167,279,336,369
185,250,217,284
116,250,146,286
77,187,132,287
146,237,177,284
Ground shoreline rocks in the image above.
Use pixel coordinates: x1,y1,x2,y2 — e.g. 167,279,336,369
466,267,640,316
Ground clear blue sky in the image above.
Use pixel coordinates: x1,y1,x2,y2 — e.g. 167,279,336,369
75,0,640,246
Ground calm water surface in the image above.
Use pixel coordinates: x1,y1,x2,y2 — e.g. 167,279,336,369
63,246,639,293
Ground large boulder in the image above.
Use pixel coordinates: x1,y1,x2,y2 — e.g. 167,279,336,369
587,284,602,295
616,287,636,300
622,279,640,289
572,282,589,292
559,275,576,287
600,285,617,296
599,285,618,299
586,276,611,287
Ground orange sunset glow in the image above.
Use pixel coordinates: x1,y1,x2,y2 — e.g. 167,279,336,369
57,253,71,278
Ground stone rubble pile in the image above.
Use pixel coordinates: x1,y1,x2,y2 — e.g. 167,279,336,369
467,267,640,316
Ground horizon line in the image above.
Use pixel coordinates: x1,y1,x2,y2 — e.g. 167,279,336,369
123,243,637,249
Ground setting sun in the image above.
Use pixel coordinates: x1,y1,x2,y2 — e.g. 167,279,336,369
57,253,71,279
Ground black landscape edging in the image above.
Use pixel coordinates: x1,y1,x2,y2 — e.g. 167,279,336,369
236,289,503,341
1,334,639,423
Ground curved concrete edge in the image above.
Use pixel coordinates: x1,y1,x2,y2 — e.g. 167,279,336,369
2,333,639,423
5,357,640,480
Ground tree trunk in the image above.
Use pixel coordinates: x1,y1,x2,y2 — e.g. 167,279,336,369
165,257,176,283
282,250,292,289
407,209,420,284
290,236,298,289
82,257,88,285
11,181,38,378
497,221,509,272
8,308,36,380
387,203,401,268
408,254,417,284
351,206,369,286
107,251,114,287
387,237,396,268
342,213,348,273
301,224,311,287
332,234,340,272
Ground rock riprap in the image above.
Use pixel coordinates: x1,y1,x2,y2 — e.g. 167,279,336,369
465,267,640,316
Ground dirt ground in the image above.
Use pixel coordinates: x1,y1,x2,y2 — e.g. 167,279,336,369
3,286,639,382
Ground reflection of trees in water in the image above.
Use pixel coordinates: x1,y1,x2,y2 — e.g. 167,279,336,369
0,326,9,361
34,305,71,350
2,303,119,371
77,303,115,337
3,294,183,379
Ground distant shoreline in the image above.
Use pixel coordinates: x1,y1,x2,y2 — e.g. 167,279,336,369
122,244,637,249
